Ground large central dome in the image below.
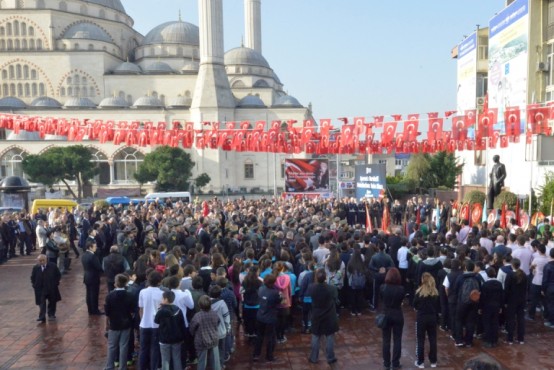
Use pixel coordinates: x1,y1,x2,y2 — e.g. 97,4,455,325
82,0,126,13
143,21,199,46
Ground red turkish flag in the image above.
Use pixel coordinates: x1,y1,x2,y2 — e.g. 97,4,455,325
490,131,500,149
504,107,521,137
477,109,497,140
226,121,236,130
500,135,509,148
353,117,365,135
427,118,443,142
464,110,477,128
381,122,397,145
427,112,439,119
341,124,355,146
302,125,315,145
373,116,384,128
527,104,550,134
391,114,402,122
452,116,468,141
403,117,419,142
320,118,332,137
255,120,265,131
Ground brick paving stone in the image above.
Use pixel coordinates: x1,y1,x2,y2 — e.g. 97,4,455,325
0,254,553,369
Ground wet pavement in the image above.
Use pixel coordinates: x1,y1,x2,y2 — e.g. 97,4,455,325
0,254,552,370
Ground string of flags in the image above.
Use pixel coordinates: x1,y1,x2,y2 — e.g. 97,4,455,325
0,104,550,154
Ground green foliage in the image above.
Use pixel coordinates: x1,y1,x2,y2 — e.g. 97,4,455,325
22,145,98,201
404,151,464,191
136,146,195,191
537,172,554,215
463,190,486,205
493,191,518,209
94,199,109,210
386,175,403,185
388,178,417,200
194,173,211,189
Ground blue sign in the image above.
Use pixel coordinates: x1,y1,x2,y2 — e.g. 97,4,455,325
458,33,477,59
489,0,528,39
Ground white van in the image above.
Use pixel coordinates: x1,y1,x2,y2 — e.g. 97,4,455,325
144,191,191,204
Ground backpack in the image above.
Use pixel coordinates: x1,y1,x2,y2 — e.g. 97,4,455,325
459,275,481,304
350,271,366,290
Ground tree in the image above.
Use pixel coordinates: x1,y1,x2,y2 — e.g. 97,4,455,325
537,172,554,215
404,153,431,191
194,173,211,191
426,151,464,189
22,145,98,201
135,146,195,191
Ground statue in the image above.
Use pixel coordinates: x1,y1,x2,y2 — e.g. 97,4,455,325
487,155,507,210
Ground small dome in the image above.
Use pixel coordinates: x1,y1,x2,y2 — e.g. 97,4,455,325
83,0,126,13
99,96,130,108
143,21,199,46
145,61,174,74
63,97,97,108
237,95,266,108
7,130,41,140
167,95,192,108
272,95,303,108
62,23,113,43
133,96,163,108
113,61,142,74
0,176,31,190
225,47,270,68
31,97,62,108
0,97,26,109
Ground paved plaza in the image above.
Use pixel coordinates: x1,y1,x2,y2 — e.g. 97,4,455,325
0,254,552,370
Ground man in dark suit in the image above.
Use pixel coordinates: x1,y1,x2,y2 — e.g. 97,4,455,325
196,222,211,254
31,254,61,322
82,238,104,315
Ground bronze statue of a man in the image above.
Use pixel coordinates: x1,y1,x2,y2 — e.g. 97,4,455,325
487,155,507,210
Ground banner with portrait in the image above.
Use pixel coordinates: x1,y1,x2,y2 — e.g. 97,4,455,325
284,159,329,193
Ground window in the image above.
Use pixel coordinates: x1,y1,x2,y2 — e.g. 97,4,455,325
244,161,254,179
477,73,488,97
378,159,387,166
88,148,110,185
0,148,28,178
281,163,285,178
113,147,144,184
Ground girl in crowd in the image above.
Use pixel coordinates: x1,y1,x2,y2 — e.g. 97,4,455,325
413,272,439,368
379,268,405,370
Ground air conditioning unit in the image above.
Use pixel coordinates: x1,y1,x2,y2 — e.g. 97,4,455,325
476,97,485,106
538,61,550,72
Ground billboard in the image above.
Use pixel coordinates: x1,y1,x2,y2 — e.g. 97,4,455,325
355,164,386,200
457,32,477,113
284,159,329,193
488,0,528,134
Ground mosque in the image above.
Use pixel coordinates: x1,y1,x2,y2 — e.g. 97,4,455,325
0,0,311,196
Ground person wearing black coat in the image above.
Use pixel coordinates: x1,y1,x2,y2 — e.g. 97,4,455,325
102,245,129,292
380,268,405,370
443,259,463,333
82,238,104,315
480,267,504,347
504,258,528,344
308,268,339,367
31,254,61,322
413,272,440,368
253,274,281,362
542,248,554,327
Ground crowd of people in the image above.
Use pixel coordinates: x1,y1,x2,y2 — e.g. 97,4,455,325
22,195,554,370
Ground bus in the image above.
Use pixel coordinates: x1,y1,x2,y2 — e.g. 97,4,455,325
144,191,191,204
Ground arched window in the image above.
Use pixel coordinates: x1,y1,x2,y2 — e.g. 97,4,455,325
81,87,87,97
15,64,21,79
88,148,110,185
28,26,34,36
66,77,72,85
0,40,4,50
1,70,6,79
29,39,35,49
88,44,93,50
0,148,28,178
30,69,37,79
6,23,12,36
17,83,23,96
20,22,26,36
24,83,29,96
2,84,8,96
67,87,72,96
113,148,144,184
23,66,28,79
9,83,15,95
244,160,254,179
21,39,27,49
38,83,44,96
31,83,37,96
14,39,20,50
13,21,19,36
60,87,65,96
36,39,42,50
0,27,4,36
8,66,14,79
7,39,12,50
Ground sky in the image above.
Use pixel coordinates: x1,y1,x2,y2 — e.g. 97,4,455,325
121,0,505,122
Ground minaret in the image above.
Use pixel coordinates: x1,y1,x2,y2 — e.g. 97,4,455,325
190,0,235,110
244,0,261,53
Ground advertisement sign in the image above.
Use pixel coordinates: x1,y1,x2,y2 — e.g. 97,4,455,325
457,32,477,113
285,159,329,193
355,164,386,200
488,0,528,134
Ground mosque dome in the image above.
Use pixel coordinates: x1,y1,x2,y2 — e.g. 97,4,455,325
0,97,27,109
99,96,130,108
167,95,192,108
113,61,142,74
63,97,97,109
62,23,113,43
237,95,266,108
145,61,174,74
84,0,126,13
133,96,163,108
143,21,199,46
225,47,270,68
30,97,62,108
272,95,303,108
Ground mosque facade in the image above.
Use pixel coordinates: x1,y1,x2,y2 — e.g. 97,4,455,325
0,0,311,196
